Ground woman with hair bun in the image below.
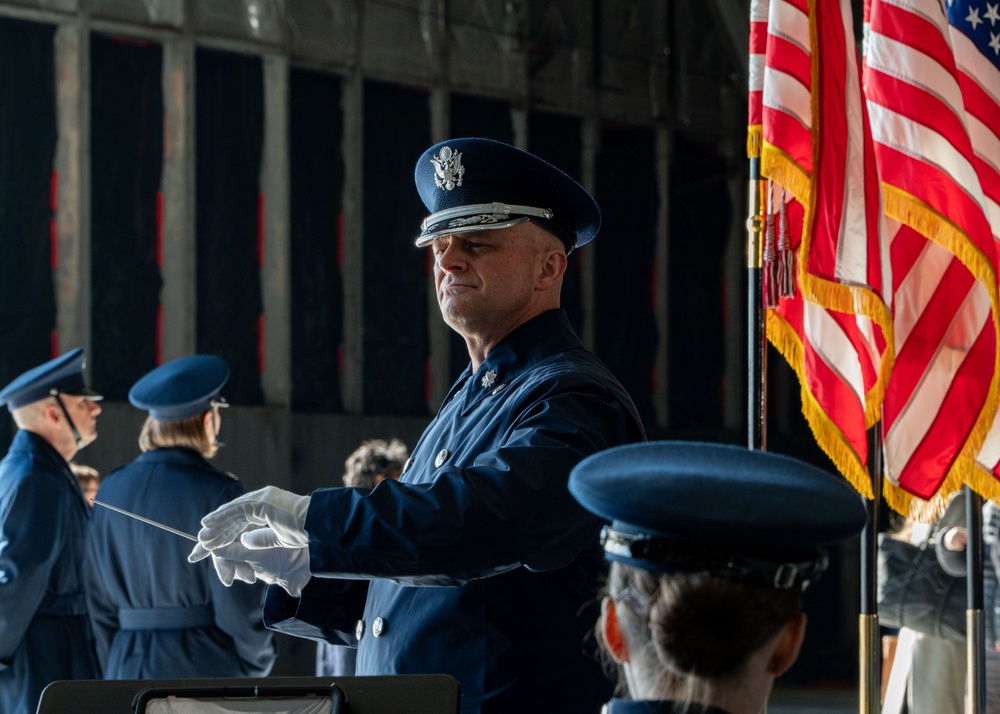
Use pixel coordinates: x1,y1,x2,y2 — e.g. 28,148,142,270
569,441,867,714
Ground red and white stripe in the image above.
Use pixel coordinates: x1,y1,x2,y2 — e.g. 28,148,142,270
748,0,768,153
762,0,813,175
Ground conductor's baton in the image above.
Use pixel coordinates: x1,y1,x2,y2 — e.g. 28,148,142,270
91,499,199,543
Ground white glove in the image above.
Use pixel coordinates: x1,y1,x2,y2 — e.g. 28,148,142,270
195,486,311,551
189,540,312,598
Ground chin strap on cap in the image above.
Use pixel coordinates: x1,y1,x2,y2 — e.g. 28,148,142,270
50,388,84,449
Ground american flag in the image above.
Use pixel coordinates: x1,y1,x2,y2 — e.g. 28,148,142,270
865,0,1000,512
750,0,893,499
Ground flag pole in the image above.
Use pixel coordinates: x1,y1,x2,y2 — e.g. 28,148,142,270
747,157,766,452
966,486,985,714
859,424,882,714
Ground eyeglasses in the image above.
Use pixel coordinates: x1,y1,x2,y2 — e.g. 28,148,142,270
614,583,637,603
210,398,229,411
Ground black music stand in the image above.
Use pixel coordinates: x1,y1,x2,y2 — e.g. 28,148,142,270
37,675,460,714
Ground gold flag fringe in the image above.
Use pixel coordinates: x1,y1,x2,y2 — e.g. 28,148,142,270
969,463,1000,510
887,466,1000,523
761,146,810,206
748,125,763,159
883,486,958,524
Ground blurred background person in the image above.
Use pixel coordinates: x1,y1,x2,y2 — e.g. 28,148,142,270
86,355,275,679
71,462,100,506
880,502,966,714
342,438,408,489
568,441,866,714
0,349,103,714
315,438,409,677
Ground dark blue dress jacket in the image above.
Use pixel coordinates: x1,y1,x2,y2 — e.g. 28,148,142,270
86,447,275,678
264,309,646,714
0,429,99,714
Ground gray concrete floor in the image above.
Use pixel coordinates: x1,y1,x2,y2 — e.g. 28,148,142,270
768,685,858,713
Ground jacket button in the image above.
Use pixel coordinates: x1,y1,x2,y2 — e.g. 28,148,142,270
434,449,449,467
355,619,365,641
372,617,385,638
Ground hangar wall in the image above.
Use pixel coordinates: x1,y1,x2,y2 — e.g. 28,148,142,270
0,0,746,439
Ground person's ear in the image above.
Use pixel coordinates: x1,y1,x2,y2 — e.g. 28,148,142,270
43,403,62,426
767,613,807,676
536,249,567,289
203,410,217,439
601,596,630,664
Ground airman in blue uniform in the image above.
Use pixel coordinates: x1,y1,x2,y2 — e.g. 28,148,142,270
568,441,867,714
0,349,103,714
190,138,646,714
86,355,275,678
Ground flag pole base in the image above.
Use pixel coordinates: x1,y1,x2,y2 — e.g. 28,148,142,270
968,608,984,714
859,613,880,714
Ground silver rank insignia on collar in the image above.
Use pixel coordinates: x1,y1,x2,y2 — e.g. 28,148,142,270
481,370,497,389
431,146,465,191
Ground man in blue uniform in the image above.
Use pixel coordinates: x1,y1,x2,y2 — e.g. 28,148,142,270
0,349,103,714
190,138,646,714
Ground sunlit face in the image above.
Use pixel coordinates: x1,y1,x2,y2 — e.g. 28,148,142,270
64,395,101,447
431,223,549,340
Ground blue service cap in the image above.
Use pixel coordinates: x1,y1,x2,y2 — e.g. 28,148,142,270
569,441,867,589
129,355,230,422
0,348,103,411
414,138,600,252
